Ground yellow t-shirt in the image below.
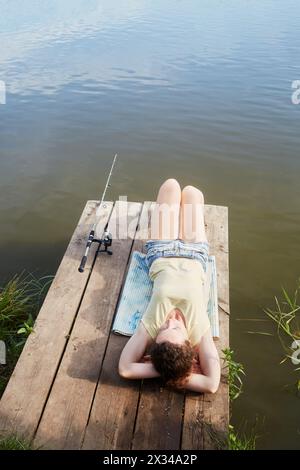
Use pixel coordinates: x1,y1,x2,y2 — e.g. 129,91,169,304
141,257,210,347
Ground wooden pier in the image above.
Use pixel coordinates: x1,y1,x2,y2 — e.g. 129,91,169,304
0,200,229,450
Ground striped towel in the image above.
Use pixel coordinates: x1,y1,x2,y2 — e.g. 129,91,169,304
112,251,219,338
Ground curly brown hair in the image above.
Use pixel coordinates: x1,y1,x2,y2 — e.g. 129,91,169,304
150,340,194,389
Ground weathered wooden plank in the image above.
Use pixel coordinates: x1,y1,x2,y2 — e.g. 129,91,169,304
182,205,229,450
0,201,113,440
34,201,142,450
202,205,229,450
132,381,185,450
82,202,153,450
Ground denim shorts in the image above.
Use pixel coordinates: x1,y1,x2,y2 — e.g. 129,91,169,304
144,239,209,272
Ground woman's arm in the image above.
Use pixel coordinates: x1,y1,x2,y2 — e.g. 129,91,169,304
185,329,220,394
184,372,219,394
119,361,160,380
118,323,160,380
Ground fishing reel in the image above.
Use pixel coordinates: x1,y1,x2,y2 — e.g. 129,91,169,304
95,229,113,255
78,228,113,272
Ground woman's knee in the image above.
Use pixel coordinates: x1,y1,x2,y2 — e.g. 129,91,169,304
162,178,181,193
182,185,204,203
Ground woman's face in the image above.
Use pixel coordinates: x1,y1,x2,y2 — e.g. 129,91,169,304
155,309,189,345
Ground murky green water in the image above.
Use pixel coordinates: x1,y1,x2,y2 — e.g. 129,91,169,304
1,0,300,449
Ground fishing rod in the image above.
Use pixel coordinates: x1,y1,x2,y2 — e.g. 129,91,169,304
78,153,118,273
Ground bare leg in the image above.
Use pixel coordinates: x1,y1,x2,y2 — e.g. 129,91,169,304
150,179,181,240
179,185,208,243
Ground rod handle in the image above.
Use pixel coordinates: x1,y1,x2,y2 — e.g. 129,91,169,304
78,255,87,273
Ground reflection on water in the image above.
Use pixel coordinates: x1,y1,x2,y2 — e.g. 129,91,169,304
0,0,300,449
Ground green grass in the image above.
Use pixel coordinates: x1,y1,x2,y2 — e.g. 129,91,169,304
228,424,257,450
264,279,300,392
221,348,259,449
204,422,258,450
0,435,32,450
222,347,245,402
0,272,53,397
265,279,300,343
